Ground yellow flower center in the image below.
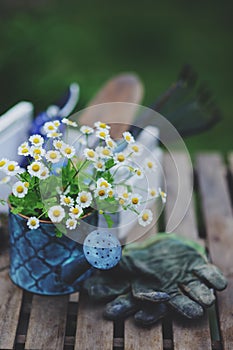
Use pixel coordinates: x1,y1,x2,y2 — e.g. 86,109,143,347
16,186,24,193
98,189,106,196
150,190,156,196
142,213,149,221
80,195,87,203
22,148,29,154
99,123,107,128
108,190,113,198
123,193,129,199
100,181,108,187
69,221,75,227
32,164,40,172
132,145,139,152
117,155,125,162
102,149,110,156
72,208,80,214
56,141,62,148
97,162,103,169
30,220,37,226
50,152,57,159
0,160,6,167
147,161,153,168
41,171,46,176
33,138,40,144
119,198,125,205
48,125,55,130
64,197,71,204
132,197,139,205
8,164,15,171
125,135,131,141
53,210,61,217
24,182,29,188
107,140,113,147
87,150,95,158
99,131,106,138
65,148,72,154
34,149,41,155
136,170,142,176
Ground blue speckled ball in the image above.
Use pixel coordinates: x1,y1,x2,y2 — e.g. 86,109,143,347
83,230,122,270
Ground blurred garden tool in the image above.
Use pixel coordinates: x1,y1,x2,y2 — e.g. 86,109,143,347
75,73,144,139
131,65,221,141
84,233,227,327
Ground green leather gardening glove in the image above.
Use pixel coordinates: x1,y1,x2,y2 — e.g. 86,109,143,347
84,233,227,327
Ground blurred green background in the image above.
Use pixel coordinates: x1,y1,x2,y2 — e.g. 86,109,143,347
0,0,232,154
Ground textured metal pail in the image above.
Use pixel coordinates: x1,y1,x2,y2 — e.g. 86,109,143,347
9,210,98,295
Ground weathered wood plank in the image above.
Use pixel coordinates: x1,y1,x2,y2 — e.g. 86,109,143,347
164,152,212,350
124,172,163,350
0,264,23,349
197,153,233,350
75,293,113,350
25,295,68,350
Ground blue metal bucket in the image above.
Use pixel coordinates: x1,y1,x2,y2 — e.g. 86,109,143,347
9,210,98,295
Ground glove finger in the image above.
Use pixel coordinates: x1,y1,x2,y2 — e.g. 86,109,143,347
104,292,138,320
193,264,227,291
169,294,204,319
134,303,168,327
180,280,215,307
132,279,170,302
83,274,130,300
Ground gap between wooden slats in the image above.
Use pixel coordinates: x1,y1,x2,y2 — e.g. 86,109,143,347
164,152,212,350
25,295,69,350
197,153,233,350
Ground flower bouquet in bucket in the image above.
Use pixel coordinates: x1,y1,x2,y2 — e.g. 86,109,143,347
0,118,165,295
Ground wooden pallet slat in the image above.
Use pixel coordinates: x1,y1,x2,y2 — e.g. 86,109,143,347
75,293,113,350
197,153,233,350
164,152,212,350
25,295,69,350
0,266,23,349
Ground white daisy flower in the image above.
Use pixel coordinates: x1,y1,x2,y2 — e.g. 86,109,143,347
96,178,112,189
48,205,65,223
47,132,63,138
96,129,109,140
27,217,40,230
159,188,167,203
80,125,94,135
60,195,74,207
43,121,58,134
29,134,44,147
148,188,159,199
83,148,98,161
94,187,109,200
95,146,113,159
69,205,83,219
138,209,153,227
134,168,144,179
105,137,117,149
53,120,61,128
27,161,43,177
0,176,10,184
94,121,110,130
45,150,62,163
76,191,92,208
18,142,31,156
114,152,126,164
130,193,142,207
62,118,78,127
123,131,135,144
108,188,115,198
129,143,143,156
5,161,20,176
144,158,157,172
12,181,28,198
53,139,65,150
0,158,9,170
66,218,78,230
94,159,106,172
61,144,75,159
30,146,45,160
38,166,50,180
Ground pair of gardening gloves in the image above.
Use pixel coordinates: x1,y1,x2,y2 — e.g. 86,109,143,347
83,233,227,327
